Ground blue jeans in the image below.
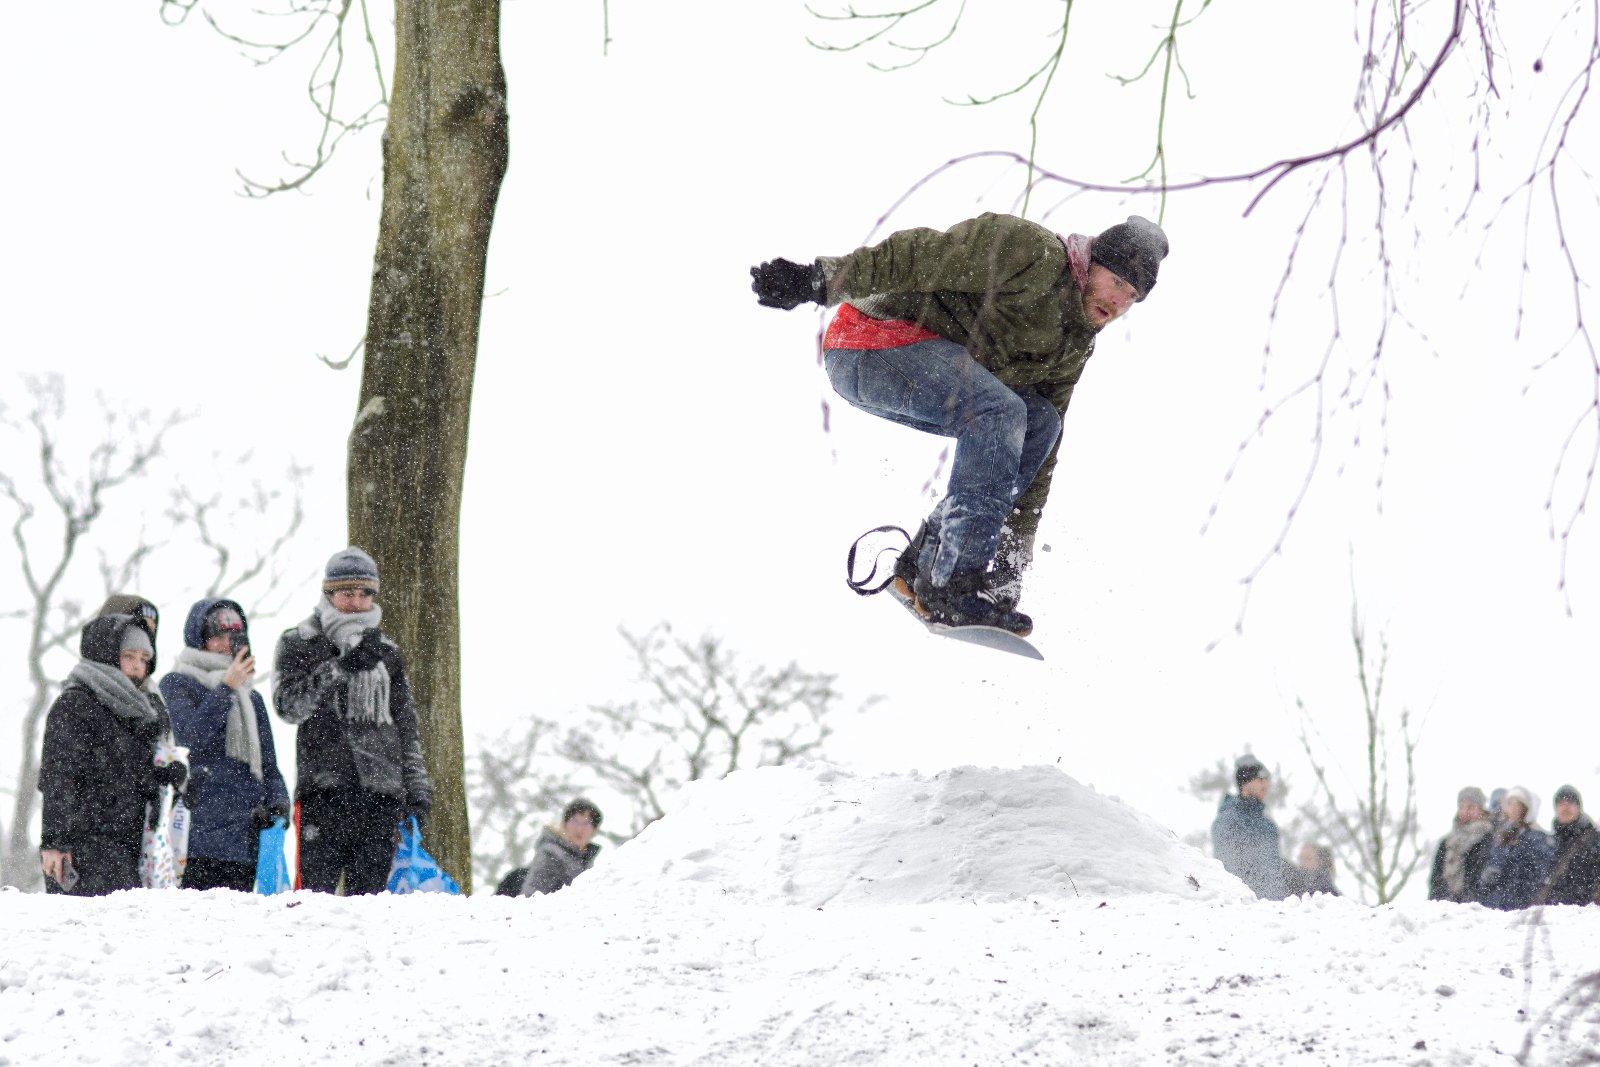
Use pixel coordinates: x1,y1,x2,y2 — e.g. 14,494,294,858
825,338,1060,585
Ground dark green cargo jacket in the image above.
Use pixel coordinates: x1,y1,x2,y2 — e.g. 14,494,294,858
817,212,1101,552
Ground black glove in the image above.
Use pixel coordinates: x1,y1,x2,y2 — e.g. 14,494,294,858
406,798,431,832
249,806,276,831
152,761,187,789
339,628,385,674
751,258,825,310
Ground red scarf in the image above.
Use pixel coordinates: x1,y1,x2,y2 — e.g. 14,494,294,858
822,233,1091,351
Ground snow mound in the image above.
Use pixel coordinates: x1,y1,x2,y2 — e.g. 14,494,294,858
588,763,1253,906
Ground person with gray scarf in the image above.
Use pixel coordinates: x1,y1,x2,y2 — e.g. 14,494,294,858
39,614,184,896
273,547,434,894
1428,787,1494,903
161,598,290,891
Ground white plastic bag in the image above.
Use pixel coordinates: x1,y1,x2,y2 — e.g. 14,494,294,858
140,742,190,889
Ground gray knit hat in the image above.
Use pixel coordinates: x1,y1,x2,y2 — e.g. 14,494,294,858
119,621,154,657
323,547,380,595
1457,786,1488,809
1090,215,1170,301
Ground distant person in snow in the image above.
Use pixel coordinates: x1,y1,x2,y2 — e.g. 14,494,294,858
1478,785,1553,910
273,547,434,895
1536,785,1600,906
519,798,604,896
1210,755,1287,901
161,598,290,891
1284,844,1340,897
1427,786,1494,903
39,614,185,896
751,213,1169,636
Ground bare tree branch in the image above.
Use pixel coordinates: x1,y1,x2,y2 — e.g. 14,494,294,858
1293,587,1428,903
163,0,390,197
474,624,872,846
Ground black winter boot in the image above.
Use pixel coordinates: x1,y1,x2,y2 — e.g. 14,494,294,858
912,569,1034,636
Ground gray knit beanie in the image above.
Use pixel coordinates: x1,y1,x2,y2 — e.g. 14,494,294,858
1090,215,1169,301
323,547,380,595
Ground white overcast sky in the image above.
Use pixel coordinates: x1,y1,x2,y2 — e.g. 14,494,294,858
2,1,1597,886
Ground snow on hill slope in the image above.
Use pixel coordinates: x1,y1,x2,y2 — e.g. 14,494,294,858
587,763,1252,906
2,763,1598,1066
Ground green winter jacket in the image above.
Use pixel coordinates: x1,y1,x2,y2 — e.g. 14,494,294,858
817,212,1101,552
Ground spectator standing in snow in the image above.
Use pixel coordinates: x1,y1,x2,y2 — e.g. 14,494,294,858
161,598,291,891
97,594,167,713
751,213,1169,636
1428,786,1495,903
1536,785,1600,906
519,798,604,896
1285,844,1340,897
38,614,186,895
1478,785,1554,910
273,548,433,895
1210,756,1287,901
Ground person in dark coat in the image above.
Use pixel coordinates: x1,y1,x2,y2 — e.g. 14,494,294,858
751,213,1170,634
161,598,291,891
1479,786,1555,910
1210,755,1287,901
520,798,604,896
273,547,434,895
1537,785,1600,906
1428,786,1495,903
38,614,186,896
97,593,167,711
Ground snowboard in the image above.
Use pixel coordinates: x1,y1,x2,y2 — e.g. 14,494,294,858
846,524,1044,661
886,578,1044,661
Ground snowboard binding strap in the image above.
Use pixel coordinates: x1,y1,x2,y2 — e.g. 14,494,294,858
845,525,911,597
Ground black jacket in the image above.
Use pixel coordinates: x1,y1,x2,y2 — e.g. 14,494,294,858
1539,814,1600,906
272,614,433,809
38,616,166,854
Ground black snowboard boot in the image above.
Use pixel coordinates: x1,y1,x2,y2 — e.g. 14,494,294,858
912,568,1034,636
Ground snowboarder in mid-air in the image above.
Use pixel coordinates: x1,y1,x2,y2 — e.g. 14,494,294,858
751,212,1169,637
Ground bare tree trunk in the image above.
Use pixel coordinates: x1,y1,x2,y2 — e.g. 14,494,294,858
348,0,508,893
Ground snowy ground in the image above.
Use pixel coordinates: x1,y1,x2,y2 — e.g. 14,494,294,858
3,764,1598,1066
